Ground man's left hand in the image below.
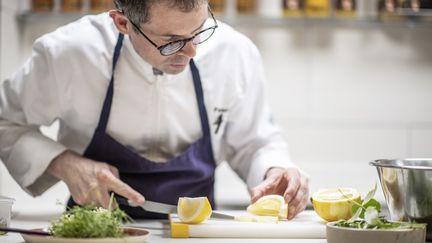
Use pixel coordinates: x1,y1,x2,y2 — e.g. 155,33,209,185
250,167,310,220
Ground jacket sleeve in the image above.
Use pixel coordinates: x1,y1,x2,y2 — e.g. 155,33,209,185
222,41,296,190
0,38,67,196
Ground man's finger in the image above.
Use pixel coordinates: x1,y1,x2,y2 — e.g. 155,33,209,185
286,173,310,219
250,186,265,203
96,169,145,204
288,193,308,220
81,182,108,207
285,179,308,208
250,176,278,203
286,188,305,219
109,165,120,178
283,171,300,203
95,188,112,208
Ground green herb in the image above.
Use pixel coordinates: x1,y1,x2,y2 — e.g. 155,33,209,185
334,217,425,229
50,194,132,238
350,183,381,219
335,184,426,230
339,183,381,222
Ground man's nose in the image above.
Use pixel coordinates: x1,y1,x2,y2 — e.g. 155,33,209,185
179,40,197,58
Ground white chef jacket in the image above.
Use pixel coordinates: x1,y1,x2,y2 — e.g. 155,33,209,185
0,13,294,196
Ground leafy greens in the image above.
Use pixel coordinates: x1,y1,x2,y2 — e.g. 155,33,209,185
50,194,132,238
334,183,426,230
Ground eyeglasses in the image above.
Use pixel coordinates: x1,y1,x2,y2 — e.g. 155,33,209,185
129,10,218,56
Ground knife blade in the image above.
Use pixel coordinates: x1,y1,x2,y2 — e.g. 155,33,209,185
0,227,51,236
115,196,235,220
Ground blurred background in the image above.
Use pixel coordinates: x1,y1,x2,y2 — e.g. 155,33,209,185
0,0,432,214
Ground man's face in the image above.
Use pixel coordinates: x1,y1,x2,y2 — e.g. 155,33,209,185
128,2,209,75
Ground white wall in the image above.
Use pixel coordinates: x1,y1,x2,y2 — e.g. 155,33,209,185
0,1,22,81
1,0,432,212
235,23,432,206
229,23,432,206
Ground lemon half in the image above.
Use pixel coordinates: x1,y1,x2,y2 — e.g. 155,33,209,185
311,188,361,222
247,195,288,219
177,197,212,224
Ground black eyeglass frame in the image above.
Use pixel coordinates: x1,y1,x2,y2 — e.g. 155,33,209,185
128,9,218,56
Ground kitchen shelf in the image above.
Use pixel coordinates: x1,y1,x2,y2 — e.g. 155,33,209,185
17,11,432,29
17,12,100,24
219,15,432,29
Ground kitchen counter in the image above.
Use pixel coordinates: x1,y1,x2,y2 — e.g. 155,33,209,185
2,210,328,243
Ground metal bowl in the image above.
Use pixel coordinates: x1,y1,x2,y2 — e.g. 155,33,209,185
370,159,432,240
326,221,426,243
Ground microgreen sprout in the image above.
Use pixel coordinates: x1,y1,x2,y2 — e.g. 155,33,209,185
49,194,132,238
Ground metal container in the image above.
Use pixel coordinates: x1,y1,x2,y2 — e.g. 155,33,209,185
370,159,432,240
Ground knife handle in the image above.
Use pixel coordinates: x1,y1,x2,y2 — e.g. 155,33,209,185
114,195,132,207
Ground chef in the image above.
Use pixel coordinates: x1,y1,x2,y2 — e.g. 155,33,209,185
0,0,309,219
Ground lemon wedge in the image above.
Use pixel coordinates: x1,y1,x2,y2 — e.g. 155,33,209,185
311,188,361,222
177,197,212,224
247,195,288,219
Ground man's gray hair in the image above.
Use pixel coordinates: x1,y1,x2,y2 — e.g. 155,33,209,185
114,0,208,24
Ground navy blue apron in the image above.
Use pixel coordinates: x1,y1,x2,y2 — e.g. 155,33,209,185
67,34,216,218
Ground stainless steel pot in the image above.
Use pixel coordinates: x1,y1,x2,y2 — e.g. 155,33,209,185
370,159,432,240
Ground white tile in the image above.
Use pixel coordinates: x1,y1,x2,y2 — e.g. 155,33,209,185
281,122,409,163
308,27,432,123
1,1,21,11
240,26,432,124
1,9,24,80
410,127,432,157
246,27,310,120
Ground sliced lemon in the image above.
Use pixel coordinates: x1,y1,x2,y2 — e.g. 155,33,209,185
311,188,361,222
247,195,288,219
177,197,212,224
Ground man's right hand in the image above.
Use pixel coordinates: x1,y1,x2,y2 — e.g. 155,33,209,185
46,150,145,208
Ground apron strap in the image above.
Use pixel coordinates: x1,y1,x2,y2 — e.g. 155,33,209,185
97,33,124,132
190,59,211,137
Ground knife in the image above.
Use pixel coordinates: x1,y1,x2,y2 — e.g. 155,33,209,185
0,227,51,236
115,196,235,220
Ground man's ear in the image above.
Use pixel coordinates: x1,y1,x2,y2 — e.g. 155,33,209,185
109,10,131,34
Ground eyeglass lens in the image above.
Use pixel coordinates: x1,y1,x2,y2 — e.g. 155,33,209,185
160,27,216,56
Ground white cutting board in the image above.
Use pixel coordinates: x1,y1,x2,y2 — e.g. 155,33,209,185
170,210,327,238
